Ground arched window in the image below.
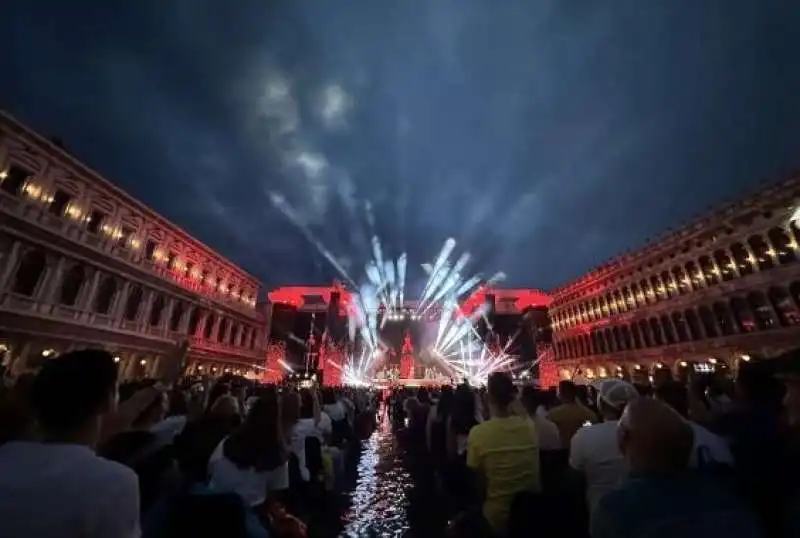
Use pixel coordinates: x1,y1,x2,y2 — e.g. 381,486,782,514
698,306,718,338
730,243,754,276
216,318,226,342
685,262,702,291
612,327,624,351
124,286,143,321
698,256,718,286
229,323,238,345
767,228,796,265
149,295,165,326
712,302,735,335
639,279,653,305
593,330,605,354
672,266,689,294
660,271,675,298
671,312,689,342
59,264,85,306
713,250,736,282
630,323,642,349
251,329,259,350
650,276,664,300
93,276,117,314
204,314,216,339
660,315,675,344
747,291,776,330
747,236,775,271
12,249,46,296
188,309,201,335
730,297,756,333
766,287,796,326
638,319,651,347
648,318,664,346
170,302,184,332
684,309,703,340
620,325,632,349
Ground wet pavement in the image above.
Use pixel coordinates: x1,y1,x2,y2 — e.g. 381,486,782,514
339,410,445,537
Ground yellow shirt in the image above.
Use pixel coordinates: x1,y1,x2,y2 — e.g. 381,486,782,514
466,415,541,532
547,403,597,448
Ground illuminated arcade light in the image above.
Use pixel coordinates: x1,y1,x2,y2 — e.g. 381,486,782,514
740,354,751,362
140,359,147,366
0,169,7,179
708,357,717,364
113,356,121,363
42,348,56,358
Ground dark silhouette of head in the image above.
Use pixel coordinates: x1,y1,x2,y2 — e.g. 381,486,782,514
30,349,119,446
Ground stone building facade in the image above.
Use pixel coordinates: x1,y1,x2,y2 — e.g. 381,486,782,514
549,174,800,384
0,111,269,380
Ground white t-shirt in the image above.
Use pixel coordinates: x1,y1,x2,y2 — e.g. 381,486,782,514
569,420,629,520
0,441,141,538
207,438,289,507
533,407,562,451
688,421,733,468
150,415,187,444
289,413,332,481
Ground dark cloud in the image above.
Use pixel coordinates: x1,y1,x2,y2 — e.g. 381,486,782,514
2,0,799,292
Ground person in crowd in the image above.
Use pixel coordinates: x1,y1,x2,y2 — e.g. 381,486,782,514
101,381,178,513
466,372,541,534
175,390,243,486
288,389,330,484
0,349,141,538
549,380,598,448
443,384,481,512
591,398,763,538
569,379,639,522
654,380,733,469
207,390,289,508
520,385,561,450
427,385,454,459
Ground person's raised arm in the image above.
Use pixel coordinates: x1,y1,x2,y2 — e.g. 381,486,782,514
312,387,321,425
100,384,165,446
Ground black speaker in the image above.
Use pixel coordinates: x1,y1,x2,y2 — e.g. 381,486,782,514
326,291,346,341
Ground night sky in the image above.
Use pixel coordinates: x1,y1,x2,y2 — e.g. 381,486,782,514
2,1,799,295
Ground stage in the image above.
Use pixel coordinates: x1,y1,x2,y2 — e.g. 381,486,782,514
370,378,454,388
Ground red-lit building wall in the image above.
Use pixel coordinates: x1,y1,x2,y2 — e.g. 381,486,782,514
0,111,268,380
549,174,800,384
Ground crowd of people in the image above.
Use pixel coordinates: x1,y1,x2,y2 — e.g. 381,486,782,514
0,344,798,538
390,353,799,538
0,346,378,538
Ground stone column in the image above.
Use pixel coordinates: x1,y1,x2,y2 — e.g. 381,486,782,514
195,311,209,338
112,281,131,322
223,319,233,345
138,290,155,330
741,243,760,272
78,269,102,312
234,324,244,347
211,316,222,341
179,305,193,334
0,240,22,292
161,298,176,331
40,256,67,304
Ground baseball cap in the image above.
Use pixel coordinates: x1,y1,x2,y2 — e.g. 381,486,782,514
597,379,639,410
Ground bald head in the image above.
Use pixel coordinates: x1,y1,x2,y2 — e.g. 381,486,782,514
618,397,694,473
